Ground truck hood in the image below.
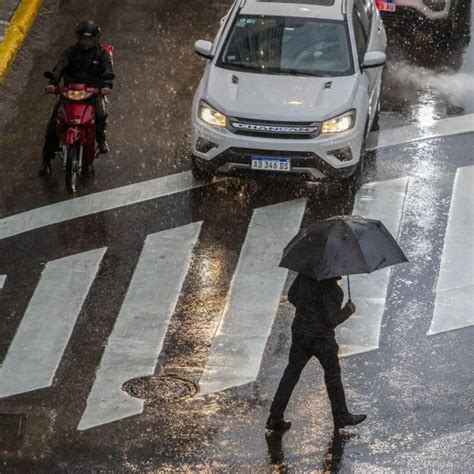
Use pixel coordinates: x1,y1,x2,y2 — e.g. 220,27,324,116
201,66,358,122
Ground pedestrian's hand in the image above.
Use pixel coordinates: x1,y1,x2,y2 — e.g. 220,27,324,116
45,85,56,93
345,301,356,315
100,87,112,95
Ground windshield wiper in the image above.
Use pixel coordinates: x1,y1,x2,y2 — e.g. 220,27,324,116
224,64,282,74
286,69,328,77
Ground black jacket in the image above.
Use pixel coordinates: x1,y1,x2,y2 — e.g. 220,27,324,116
288,274,351,338
48,43,114,89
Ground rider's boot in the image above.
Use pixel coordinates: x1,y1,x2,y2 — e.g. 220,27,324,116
97,140,109,155
96,126,109,154
38,158,51,176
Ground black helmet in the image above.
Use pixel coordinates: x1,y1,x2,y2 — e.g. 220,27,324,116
75,20,101,38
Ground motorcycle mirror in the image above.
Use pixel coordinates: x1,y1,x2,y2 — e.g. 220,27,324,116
44,71,54,80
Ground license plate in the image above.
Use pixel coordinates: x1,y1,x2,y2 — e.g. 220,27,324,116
378,1,396,12
251,156,291,172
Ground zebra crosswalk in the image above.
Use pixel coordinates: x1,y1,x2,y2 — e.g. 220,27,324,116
337,177,410,357
78,223,202,431
199,199,307,396
0,248,107,398
0,275,5,289
428,166,474,336
0,169,472,431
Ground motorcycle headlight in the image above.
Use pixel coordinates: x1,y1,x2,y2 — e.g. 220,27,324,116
64,90,92,101
199,101,227,128
422,0,447,12
321,110,356,134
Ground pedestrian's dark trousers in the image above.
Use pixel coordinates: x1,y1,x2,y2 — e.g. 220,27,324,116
42,98,107,162
269,334,349,421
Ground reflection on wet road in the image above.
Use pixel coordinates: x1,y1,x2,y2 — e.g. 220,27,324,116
0,0,473,471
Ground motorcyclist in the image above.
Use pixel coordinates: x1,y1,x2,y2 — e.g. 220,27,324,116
39,20,114,176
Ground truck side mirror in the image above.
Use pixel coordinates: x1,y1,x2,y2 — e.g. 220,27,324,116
194,40,214,60
361,51,386,69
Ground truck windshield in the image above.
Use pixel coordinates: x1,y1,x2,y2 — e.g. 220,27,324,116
217,15,353,77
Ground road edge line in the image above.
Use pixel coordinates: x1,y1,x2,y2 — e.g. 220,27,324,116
0,0,44,82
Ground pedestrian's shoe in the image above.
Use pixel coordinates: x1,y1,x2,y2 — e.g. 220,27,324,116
266,417,292,432
38,160,51,176
97,140,109,155
334,413,366,430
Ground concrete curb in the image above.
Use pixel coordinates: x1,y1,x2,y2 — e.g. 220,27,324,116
0,0,44,82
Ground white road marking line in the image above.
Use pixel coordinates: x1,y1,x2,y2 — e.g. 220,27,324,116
0,115,471,243
428,166,474,336
0,171,219,241
0,248,106,398
337,178,410,357
0,275,5,289
199,199,307,396
78,222,202,431
367,113,474,151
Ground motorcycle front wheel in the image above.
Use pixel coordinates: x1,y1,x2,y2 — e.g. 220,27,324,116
65,144,81,194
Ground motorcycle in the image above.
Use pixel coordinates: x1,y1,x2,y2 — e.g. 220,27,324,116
44,72,113,193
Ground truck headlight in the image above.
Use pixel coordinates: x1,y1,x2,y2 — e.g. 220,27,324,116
199,101,227,128
321,110,356,134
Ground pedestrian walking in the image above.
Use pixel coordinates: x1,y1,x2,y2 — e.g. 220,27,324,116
266,274,366,431
268,215,408,432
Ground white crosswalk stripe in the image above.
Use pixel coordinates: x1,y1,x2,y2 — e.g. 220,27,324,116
198,199,307,396
337,178,410,357
367,113,474,151
0,171,221,241
78,222,202,431
0,275,5,289
0,248,106,398
428,166,474,336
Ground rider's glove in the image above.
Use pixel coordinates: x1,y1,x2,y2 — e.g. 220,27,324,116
100,87,112,95
45,85,56,93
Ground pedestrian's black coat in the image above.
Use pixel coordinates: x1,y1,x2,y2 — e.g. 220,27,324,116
48,44,114,89
269,274,354,424
288,275,351,338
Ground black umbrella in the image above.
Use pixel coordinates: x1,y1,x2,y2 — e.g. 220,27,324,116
279,216,408,299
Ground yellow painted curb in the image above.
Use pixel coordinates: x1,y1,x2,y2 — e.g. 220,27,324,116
0,0,44,82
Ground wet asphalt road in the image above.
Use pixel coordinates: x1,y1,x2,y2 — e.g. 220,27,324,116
0,0,473,472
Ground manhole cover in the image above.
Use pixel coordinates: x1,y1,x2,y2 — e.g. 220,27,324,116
0,414,25,451
122,375,198,401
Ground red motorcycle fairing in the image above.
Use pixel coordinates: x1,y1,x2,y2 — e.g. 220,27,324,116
56,84,98,166
65,127,81,144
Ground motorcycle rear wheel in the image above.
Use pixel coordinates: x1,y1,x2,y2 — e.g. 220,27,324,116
65,144,81,194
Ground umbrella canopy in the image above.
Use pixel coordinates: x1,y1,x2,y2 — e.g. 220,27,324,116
280,216,408,281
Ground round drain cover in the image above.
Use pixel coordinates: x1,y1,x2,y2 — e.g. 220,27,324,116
122,375,198,401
